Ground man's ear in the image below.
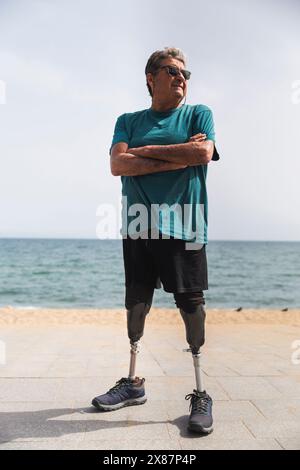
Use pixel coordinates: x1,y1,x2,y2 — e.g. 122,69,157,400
146,73,154,94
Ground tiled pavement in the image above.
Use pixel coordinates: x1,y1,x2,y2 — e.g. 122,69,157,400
0,318,300,450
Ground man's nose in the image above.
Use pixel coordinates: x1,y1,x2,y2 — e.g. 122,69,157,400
174,73,185,84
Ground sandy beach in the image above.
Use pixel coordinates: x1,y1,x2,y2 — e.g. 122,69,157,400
1,306,300,326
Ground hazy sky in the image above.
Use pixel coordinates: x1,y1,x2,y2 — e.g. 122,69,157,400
0,0,299,240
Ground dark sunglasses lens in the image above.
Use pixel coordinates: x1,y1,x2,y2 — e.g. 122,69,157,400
183,70,191,80
168,67,178,77
168,66,191,80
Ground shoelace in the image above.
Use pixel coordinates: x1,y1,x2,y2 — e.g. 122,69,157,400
185,391,210,414
107,377,130,395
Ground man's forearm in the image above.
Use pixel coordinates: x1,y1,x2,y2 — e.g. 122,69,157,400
127,141,211,165
111,152,186,176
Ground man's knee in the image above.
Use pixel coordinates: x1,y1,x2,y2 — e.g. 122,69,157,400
174,291,205,313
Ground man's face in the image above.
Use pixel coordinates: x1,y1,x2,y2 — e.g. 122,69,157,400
147,58,188,102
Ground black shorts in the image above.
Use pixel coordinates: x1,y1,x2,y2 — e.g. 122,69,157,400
122,236,208,294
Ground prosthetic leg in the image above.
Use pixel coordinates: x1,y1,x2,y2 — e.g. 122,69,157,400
180,303,213,434
127,302,151,380
91,300,150,411
179,304,206,392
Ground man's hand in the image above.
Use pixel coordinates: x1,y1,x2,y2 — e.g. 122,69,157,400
189,133,206,142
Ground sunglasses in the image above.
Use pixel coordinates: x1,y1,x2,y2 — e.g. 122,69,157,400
158,65,191,81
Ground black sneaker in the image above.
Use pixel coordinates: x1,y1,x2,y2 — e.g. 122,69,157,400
92,377,147,411
185,390,213,434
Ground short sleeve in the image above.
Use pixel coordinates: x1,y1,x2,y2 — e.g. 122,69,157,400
192,105,220,161
109,114,130,155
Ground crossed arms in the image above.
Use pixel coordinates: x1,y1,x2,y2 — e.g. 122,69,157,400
110,135,215,177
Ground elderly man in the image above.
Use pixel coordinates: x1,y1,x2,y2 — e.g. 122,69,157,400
92,47,219,435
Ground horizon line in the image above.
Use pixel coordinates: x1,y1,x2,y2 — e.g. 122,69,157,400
0,237,299,243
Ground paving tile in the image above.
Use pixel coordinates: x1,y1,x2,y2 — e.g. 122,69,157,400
228,360,283,377
179,438,282,450
83,421,170,442
213,400,264,421
201,365,239,377
276,437,300,450
243,416,300,438
216,377,282,400
0,441,79,450
265,376,300,398
0,378,63,402
0,419,86,443
167,419,253,440
251,399,300,420
78,439,182,450
147,376,230,401
0,401,86,443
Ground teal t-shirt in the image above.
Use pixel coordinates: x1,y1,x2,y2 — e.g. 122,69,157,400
110,103,219,243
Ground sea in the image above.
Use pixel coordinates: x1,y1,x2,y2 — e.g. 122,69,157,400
0,239,299,309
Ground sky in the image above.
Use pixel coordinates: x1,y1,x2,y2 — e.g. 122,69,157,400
0,0,299,240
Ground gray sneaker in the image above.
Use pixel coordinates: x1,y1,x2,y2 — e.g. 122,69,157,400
185,390,213,434
92,377,147,411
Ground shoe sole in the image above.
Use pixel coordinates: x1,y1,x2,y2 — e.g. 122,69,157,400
188,423,214,435
92,395,147,411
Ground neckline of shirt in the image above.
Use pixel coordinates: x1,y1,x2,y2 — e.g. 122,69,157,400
147,103,186,118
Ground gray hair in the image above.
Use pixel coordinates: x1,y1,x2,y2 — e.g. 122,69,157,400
145,47,187,97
